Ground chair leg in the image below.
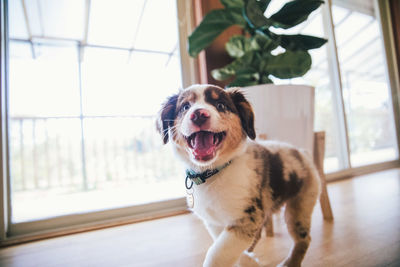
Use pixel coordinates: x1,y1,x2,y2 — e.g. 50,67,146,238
313,131,334,221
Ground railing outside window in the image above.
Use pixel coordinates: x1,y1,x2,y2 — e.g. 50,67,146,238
10,116,181,192
10,115,183,222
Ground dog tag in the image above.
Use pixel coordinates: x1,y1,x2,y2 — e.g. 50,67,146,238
186,190,194,209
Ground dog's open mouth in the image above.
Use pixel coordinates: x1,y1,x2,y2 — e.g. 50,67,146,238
185,131,226,161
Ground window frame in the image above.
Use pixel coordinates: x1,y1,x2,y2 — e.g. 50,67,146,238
1,0,11,242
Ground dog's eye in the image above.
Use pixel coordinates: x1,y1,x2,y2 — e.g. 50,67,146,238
217,102,226,111
181,103,191,112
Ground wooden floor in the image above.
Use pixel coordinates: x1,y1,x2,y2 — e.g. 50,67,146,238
1,168,400,267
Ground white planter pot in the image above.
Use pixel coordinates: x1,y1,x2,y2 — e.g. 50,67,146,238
241,84,315,153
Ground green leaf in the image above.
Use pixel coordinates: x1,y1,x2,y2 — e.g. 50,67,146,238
212,68,235,81
229,69,260,86
236,68,260,80
220,0,244,8
244,0,271,28
211,52,255,81
229,76,260,87
270,0,324,29
264,50,312,79
188,8,246,57
258,0,272,12
261,74,273,83
253,32,278,51
225,33,277,59
225,35,258,58
279,34,327,50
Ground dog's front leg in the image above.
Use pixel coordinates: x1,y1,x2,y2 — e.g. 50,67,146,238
203,227,253,267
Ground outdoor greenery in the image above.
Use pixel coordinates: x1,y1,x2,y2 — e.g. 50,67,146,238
188,0,327,86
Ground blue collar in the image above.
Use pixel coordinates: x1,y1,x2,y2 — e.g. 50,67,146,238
185,161,232,189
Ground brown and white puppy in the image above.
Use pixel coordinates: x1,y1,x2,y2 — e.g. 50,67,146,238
157,84,320,267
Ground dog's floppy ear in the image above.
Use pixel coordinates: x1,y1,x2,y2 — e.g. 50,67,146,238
156,94,178,144
228,89,256,140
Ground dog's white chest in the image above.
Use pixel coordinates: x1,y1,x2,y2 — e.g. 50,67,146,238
191,160,255,226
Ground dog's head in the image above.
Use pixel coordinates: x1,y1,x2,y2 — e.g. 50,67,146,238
157,84,255,168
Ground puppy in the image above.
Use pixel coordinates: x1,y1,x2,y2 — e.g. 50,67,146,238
157,84,320,267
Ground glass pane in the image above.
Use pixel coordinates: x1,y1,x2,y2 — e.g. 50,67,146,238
8,0,29,39
10,118,84,222
333,5,399,167
81,48,181,116
9,42,81,117
37,0,85,40
87,0,146,48
134,0,178,53
20,0,42,37
82,118,183,209
8,0,183,223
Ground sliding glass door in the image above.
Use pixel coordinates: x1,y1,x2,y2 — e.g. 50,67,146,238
7,0,185,225
331,3,398,167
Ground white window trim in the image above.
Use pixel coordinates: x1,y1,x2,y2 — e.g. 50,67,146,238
177,0,200,87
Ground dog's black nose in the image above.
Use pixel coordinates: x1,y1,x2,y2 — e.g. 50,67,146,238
190,109,210,126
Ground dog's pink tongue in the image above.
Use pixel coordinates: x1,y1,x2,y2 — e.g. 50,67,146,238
193,132,215,160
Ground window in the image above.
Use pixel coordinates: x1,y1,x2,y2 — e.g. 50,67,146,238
332,4,398,167
4,0,188,234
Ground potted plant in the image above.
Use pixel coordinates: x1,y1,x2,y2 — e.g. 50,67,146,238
188,0,327,87
188,0,327,152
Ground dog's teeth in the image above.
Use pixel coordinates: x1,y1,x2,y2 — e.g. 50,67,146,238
190,137,195,147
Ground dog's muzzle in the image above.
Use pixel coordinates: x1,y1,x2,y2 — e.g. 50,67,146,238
185,131,226,161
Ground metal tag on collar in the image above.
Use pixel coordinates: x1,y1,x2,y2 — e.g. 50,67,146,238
186,190,194,209
186,187,194,209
